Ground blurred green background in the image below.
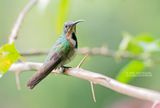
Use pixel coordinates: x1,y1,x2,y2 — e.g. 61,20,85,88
0,0,160,108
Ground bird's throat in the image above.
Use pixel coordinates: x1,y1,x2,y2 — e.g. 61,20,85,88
66,32,78,48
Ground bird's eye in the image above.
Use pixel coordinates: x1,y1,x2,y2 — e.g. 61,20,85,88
65,25,68,28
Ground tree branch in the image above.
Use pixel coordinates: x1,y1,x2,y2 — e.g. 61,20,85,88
20,47,142,60
8,0,38,44
9,62,160,102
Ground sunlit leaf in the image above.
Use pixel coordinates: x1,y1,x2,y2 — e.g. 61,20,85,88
127,40,143,54
0,43,20,77
116,60,144,83
134,34,155,43
55,0,70,35
118,33,132,51
140,42,160,52
126,34,155,54
146,40,160,61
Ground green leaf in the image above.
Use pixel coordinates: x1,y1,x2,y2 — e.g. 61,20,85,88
118,33,132,51
126,34,155,54
134,34,155,43
127,40,143,54
116,60,145,83
55,0,70,35
0,43,20,77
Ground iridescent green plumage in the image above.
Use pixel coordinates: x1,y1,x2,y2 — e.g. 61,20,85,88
27,20,82,89
45,35,72,64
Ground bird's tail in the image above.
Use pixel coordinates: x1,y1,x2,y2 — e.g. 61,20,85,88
27,58,62,89
27,67,53,89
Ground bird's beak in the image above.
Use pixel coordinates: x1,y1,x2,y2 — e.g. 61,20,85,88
72,20,84,26
69,20,84,33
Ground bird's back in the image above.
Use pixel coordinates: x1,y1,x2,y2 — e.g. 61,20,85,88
44,35,72,66
27,35,74,89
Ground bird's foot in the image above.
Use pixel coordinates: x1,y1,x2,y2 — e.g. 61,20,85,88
60,66,71,73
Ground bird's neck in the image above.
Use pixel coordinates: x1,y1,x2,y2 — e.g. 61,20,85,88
64,32,78,49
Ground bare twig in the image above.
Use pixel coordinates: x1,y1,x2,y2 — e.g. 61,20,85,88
8,0,38,44
21,50,48,56
76,54,88,68
15,71,21,90
20,48,160,67
20,47,142,60
90,81,96,102
9,62,160,102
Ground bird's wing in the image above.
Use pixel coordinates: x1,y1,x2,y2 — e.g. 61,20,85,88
27,52,63,89
27,37,70,89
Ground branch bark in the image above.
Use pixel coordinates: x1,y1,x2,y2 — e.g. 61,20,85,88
8,0,38,44
9,62,160,102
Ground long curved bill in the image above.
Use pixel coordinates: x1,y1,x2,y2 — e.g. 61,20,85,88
72,20,85,25
69,20,84,33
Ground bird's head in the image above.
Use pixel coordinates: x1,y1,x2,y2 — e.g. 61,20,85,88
64,20,83,38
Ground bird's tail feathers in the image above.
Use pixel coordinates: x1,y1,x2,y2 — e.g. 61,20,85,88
27,58,62,89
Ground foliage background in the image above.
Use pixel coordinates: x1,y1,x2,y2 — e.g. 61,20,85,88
0,0,160,108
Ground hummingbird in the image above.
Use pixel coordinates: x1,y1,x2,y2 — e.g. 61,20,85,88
27,20,83,89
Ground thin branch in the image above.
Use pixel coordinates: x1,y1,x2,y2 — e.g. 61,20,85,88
21,50,48,56
90,81,96,102
9,62,160,102
20,47,142,60
20,48,160,67
15,71,21,90
8,0,38,44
